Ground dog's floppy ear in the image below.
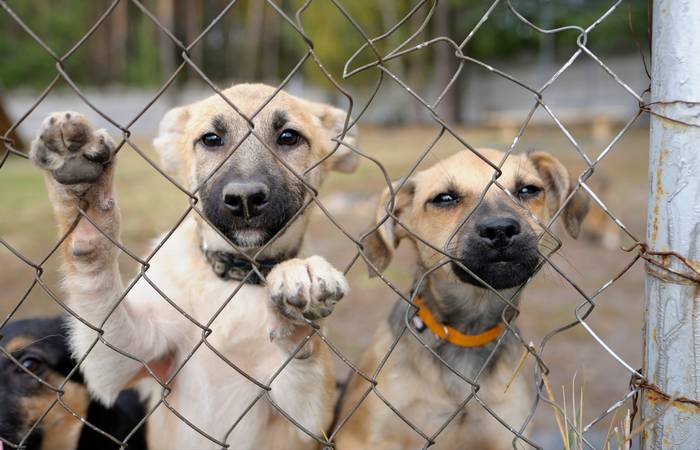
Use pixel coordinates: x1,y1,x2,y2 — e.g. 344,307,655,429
304,100,358,173
362,179,415,277
529,151,590,238
153,105,191,180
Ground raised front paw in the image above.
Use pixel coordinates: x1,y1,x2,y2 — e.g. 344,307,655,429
29,111,116,189
267,255,348,324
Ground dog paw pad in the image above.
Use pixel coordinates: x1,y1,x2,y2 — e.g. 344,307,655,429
30,112,116,188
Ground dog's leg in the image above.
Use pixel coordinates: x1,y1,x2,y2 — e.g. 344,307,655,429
30,112,174,405
265,255,346,437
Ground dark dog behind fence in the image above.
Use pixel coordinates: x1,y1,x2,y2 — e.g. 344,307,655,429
0,0,673,449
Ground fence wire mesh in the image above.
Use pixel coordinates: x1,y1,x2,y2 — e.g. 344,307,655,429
0,0,681,449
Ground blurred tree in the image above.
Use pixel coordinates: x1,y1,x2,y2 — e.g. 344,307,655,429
88,0,129,83
155,0,176,81
434,0,461,123
110,1,129,81
0,0,91,88
181,0,204,67
242,0,264,80
125,4,160,86
261,5,281,83
0,0,649,123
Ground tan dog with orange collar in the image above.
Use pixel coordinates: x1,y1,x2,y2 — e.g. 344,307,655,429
335,149,588,449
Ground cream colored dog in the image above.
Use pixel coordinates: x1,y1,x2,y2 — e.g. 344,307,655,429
29,84,357,449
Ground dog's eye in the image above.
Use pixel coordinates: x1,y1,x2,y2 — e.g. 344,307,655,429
431,192,459,206
277,129,301,147
18,356,42,374
516,185,542,197
200,133,224,148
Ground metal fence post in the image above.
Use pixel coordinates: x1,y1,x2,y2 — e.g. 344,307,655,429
642,1,700,447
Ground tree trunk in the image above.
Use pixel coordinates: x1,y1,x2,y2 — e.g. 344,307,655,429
378,0,406,80
156,0,176,81
405,3,429,123
223,0,237,79
88,0,111,84
184,1,204,68
242,0,265,81
109,0,129,82
261,5,281,83
433,1,460,123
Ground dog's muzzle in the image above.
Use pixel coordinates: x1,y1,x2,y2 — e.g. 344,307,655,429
452,216,540,289
201,173,305,248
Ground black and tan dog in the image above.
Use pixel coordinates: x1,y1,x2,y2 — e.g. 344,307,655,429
335,149,588,449
0,316,146,450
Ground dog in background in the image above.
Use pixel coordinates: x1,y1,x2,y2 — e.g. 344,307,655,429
28,84,357,448
0,316,146,450
335,149,589,449
579,174,621,250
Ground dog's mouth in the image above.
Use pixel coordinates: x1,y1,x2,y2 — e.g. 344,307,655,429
207,211,299,249
228,228,267,248
452,243,540,290
202,198,303,249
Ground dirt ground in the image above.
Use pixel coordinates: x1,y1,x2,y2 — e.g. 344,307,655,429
0,122,649,447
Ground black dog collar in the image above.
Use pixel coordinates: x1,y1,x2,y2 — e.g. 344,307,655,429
203,249,285,284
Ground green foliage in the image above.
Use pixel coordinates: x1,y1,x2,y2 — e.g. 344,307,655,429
125,14,161,86
0,1,91,88
0,0,649,90
292,0,416,84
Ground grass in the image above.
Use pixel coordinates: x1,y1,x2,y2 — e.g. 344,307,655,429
541,370,646,450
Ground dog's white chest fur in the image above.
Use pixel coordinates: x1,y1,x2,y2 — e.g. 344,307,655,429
123,221,321,448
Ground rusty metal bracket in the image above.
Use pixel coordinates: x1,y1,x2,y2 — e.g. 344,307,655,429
624,242,700,284
630,372,700,409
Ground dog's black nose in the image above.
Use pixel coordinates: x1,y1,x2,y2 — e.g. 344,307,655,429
222,182,269,219
477,217,521,248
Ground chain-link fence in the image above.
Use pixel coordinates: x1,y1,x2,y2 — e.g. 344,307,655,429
1,0,696,449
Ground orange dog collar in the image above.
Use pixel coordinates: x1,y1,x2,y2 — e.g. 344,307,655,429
412,296,504,347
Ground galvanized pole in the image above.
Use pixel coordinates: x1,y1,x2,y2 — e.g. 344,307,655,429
642,1,700,448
